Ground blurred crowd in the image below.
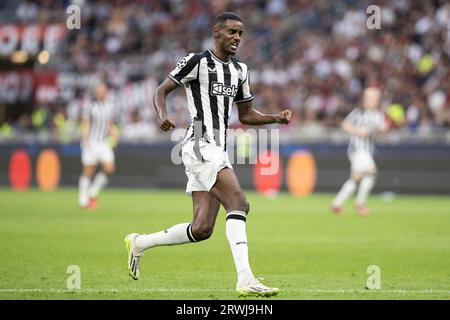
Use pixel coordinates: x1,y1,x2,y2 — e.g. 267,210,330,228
1,0,450,143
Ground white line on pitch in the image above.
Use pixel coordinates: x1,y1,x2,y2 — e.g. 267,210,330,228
0,288,449,294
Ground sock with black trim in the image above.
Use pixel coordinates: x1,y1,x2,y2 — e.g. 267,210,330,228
135,223,196,251
226,211,254,283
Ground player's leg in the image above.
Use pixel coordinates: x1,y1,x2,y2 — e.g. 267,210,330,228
88,144,115,205
125,191,220,280
79,165,96,208
332,176,359,213
78,144,97,209
355,173,376,215
353,151,377,215
79,142,100,208
331,152,360,213
88,161,114,206
135,191,220,249
190,191,221,240
355,170,377,215
209,168,279,297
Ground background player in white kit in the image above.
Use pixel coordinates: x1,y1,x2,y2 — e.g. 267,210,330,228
332,87,389,216
78,81,119,209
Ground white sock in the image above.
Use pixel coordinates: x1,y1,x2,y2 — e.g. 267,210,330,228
78,175,91,207
89,172,109,198
356,175,376,206
332,179,357,207
135,223,195,251
226,211,254,284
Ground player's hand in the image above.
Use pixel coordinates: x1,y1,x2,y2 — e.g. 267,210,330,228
276,110,292,124
108,136,118,149
381,118,391,133
357,128,370,137
82,139,90,149
160,118,176,131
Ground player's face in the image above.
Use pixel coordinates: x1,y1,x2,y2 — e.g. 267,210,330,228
215,20,244,56
95,83,108,100
363,87,381,110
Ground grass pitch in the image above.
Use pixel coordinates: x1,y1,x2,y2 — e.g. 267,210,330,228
0,188,449,300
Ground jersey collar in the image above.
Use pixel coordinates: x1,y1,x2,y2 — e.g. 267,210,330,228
208,49,231,65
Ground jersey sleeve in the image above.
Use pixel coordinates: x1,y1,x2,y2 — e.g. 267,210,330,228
344,109,359,124
234,66,254,104
168,53,200,86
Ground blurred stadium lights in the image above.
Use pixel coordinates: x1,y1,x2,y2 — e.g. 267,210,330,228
10,50,29,64
38,51,50,64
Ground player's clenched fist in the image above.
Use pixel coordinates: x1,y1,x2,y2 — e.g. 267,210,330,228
160,118,176,131
276,110,292,124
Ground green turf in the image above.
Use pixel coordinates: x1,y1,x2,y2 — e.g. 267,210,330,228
0,188,449,300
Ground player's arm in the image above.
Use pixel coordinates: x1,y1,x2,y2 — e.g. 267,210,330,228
153,53,200,132
108,121,120,147
341,119,369,137
237,100,291,126
379,115,390,134
80,118,90,147
153,77,179,131
109,122,119,139
235,65,290,126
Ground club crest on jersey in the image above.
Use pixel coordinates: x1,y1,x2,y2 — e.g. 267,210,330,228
211,81,238,97
238,70,245,81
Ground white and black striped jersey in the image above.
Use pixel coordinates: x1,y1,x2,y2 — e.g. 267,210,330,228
344,108,385,155
169,49,254,152
82,99,115,143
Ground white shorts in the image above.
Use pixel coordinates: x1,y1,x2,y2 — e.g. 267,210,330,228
81,141,115,166
182,139,232,195
349,150,376,174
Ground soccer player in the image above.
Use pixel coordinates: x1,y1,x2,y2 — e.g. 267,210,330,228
78,81,119,209
332,86,388,215
125,12,291,297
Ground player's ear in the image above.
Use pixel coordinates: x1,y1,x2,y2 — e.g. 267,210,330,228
213,26,220,39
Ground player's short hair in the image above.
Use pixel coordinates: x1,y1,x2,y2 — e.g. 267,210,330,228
94,78,110,89
213,12,242,27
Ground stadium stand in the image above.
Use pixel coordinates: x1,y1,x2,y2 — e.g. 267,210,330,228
0,0,449,144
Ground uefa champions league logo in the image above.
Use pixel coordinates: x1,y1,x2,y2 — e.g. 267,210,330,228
176,57,188,69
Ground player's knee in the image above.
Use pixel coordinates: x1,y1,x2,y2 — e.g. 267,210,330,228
191,222,214,241
368,169,377,177
234,195,249,214
83,167,95,177
102,164,115,175
242,199,250,214
104,168,115,175
223,190,249,213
